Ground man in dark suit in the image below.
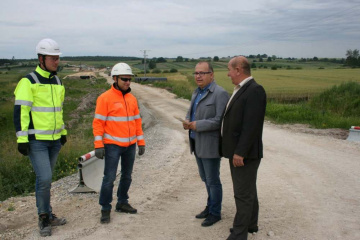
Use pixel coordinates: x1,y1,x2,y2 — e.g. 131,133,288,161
221,56,266,240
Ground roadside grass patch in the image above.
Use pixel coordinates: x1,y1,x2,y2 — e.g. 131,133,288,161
309,81,360,117
138,72,196,100
266,82,360,129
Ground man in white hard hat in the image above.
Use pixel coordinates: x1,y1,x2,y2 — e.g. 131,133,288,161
93,62,146,224
13,38,67,237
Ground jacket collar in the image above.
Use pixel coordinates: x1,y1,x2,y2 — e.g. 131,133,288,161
195,81,216,94
224,79,255,115
35,65,57,78
35,65,51,78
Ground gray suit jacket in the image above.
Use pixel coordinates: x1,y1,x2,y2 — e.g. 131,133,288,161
186,82,229,158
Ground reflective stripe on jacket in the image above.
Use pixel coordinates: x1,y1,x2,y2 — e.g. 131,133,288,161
93,84,145,148
13,66,67,143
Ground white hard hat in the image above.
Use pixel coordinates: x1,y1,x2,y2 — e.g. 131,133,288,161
111,63,134,76
36,38,62,55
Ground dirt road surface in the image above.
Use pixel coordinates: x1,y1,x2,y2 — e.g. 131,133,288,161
1,76,359,240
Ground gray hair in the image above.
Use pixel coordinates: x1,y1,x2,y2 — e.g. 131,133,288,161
196,61,214,73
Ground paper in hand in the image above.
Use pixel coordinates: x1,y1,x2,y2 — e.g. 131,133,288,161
174,116,186,123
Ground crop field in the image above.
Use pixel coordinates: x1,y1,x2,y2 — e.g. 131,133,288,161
137,59,360,129
134,60,360,100
214,68,360,99
4,58,357,101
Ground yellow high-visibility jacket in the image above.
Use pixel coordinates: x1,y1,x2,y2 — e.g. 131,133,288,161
14,66,67,143
93,84,145,149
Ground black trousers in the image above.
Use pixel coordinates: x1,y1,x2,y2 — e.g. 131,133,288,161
227,158,261,240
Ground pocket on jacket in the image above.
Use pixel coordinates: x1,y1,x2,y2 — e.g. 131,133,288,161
203,104,215,116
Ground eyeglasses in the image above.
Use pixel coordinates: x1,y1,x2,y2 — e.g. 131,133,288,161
193,72,212,77
119,77,132,82
47,56,59,62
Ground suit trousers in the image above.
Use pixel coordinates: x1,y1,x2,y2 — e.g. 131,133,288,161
227,158,261,240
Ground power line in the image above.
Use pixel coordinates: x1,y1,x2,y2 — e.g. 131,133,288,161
140,50,150,77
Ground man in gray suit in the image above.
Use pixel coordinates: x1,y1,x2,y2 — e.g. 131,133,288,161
183,61,229,227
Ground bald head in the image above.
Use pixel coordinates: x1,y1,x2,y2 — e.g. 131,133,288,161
230,56,251,76
227,56,251,85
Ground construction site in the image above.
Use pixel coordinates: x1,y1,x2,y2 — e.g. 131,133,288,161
0,70,359,240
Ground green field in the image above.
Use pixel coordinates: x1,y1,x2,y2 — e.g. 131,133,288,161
130,59,360,99
215,68,360,98
135,59,360,129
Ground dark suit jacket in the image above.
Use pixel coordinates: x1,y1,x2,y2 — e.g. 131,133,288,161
221,79,266,159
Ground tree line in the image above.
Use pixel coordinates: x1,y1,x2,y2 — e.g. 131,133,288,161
61,56,141,61
2,50,359,68
345,49,360,67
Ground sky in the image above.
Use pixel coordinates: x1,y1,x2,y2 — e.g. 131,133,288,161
0,0,359,59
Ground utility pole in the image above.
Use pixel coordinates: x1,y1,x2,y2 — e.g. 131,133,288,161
140,50,150,77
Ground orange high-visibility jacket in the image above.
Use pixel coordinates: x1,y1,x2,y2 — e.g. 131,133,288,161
93,84,145,149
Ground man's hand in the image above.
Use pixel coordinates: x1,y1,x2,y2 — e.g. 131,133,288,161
183,120,190,130
18,143,30,156
188,121,196,130
138,146,145,156
233,154,244,167
183,120,196,130
60,135,67,146
95,148,105,159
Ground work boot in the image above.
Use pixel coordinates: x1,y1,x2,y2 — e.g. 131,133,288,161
195,206,209,219
115,203,137,214
201,214,221,227
50,213,67,226
38,213,52,237
100,210,111,224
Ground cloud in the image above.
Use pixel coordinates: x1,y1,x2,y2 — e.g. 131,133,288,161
0,0,359,59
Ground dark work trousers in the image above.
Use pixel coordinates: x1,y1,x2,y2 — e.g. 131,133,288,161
227,158,261,240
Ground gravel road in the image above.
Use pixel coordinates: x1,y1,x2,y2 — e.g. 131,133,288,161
1,78,359,240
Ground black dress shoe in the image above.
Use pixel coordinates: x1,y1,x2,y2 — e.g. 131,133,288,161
230,226,258,233
201,214,221,227
115,203,137,214
100,210,111,224
195,206,209,219
248,226,258,233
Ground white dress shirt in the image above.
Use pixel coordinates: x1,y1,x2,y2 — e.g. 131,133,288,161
221,76,253,136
